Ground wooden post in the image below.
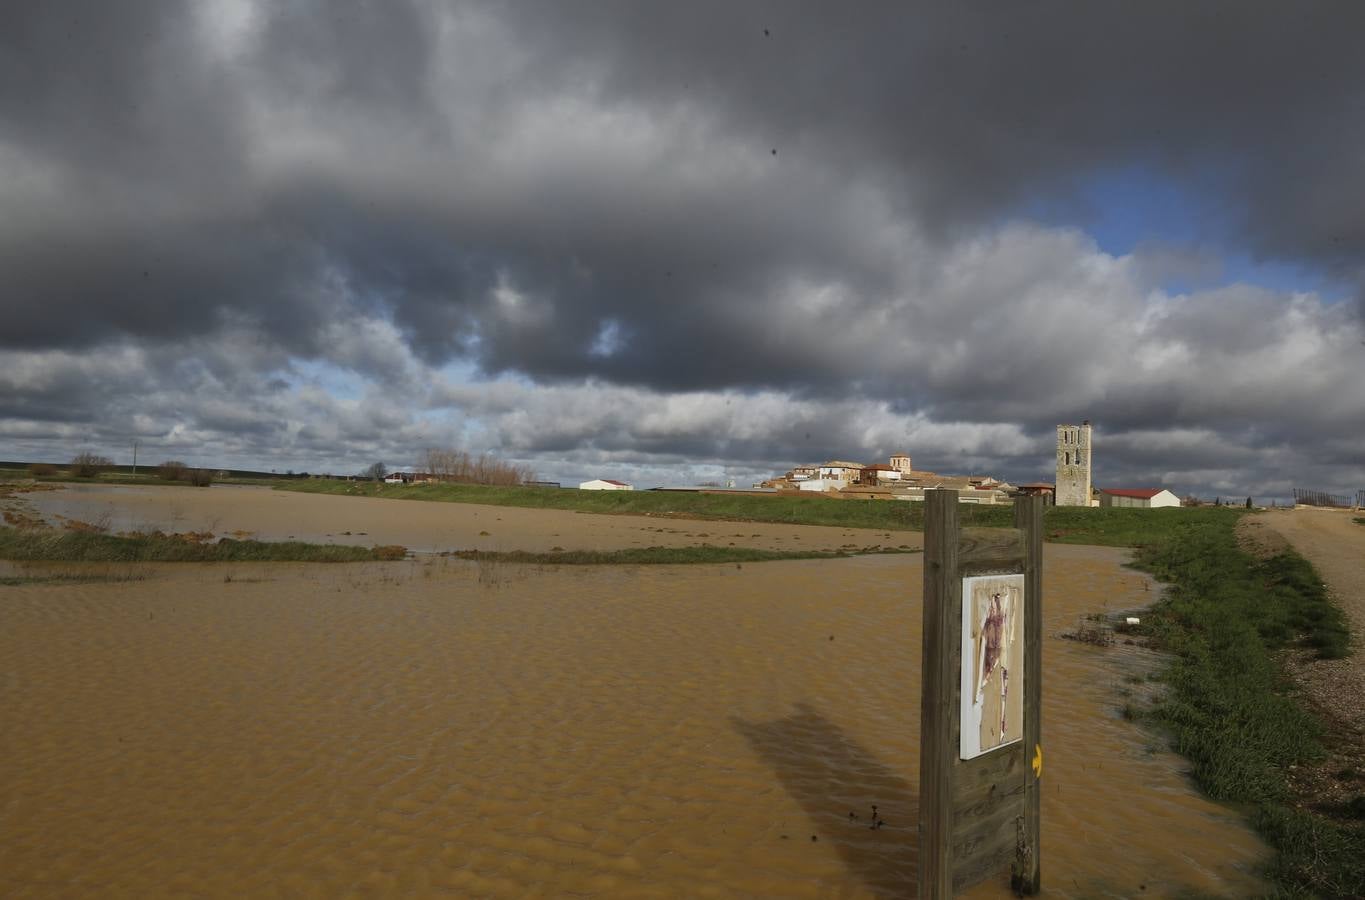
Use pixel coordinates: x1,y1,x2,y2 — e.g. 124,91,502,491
919,489,959,898
1013,494,1043,895
919,492,1043,898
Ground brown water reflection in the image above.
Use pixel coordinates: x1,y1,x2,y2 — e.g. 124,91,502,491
733,704,919,895
0,547,1266,897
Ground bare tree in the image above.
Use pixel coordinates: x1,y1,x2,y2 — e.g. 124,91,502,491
362,462,388,481
70,452,112,478
158,460,188,481
418,448,533,486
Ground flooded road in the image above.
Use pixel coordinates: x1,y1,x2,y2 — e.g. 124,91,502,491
1,544,1266,897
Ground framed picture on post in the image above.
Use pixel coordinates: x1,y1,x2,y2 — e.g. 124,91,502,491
959,573,1025,760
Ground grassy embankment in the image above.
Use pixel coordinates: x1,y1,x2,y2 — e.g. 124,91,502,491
277,478,1237,546
0,527,405,563
1130,514,1363,897
0,471,280,488
452,546,913,566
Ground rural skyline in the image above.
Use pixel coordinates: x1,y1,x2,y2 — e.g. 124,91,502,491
3,2,1363,498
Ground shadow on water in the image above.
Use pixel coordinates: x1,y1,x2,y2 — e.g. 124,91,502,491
732,702,918,897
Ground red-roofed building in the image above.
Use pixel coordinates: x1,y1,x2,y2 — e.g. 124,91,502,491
1099,488,1180,509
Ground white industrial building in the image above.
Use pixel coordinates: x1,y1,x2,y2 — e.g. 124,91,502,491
578,478,634,491
1098,488,1181,509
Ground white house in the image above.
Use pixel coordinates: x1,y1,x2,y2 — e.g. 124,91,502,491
818,460,865,484
579,479,634,491
797,478,844,492
1099,488,1181,509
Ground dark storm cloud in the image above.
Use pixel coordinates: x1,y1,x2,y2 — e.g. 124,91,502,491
2,1,1363,495
0,2,245,181
498,1,1365,270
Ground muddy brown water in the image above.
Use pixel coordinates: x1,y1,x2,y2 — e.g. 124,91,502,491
23,484,922,555
1,539,1266,897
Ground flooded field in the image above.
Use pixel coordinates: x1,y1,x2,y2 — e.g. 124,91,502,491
1,532,1267,897
23,484,921,555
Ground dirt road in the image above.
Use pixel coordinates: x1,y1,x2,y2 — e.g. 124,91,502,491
1245,507,1365,740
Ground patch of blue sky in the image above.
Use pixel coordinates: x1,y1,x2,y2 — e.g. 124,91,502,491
286,359,368,400
589,318,624,357
1021,164,1345,301
436,358,481,385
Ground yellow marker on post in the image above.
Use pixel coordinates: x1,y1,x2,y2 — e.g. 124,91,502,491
1032,744,1043,779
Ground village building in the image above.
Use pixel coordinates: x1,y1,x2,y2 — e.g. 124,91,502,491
1014,483,1056,504
382,471,437,485
860,464,902,485
818,460,865,483
1099,488,1181,509
765,453,1016,504
579,479,633,491
1055,421,1095,507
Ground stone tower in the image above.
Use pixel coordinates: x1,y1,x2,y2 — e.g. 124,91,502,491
1055,421,1092,507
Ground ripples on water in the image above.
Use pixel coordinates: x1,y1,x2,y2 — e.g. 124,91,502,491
1,549,1265,897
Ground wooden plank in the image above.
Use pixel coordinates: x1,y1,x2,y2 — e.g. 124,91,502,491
1015,494,1044,894
918,489,959,900
956,526,1024,569
953,840,1015,893
952,796,1022,862
953,776,1027,822
952,744,1025,818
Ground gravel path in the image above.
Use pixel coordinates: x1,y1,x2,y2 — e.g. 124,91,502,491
1241,508,1365,801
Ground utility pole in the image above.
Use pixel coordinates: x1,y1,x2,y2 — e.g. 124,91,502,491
132,440,139,478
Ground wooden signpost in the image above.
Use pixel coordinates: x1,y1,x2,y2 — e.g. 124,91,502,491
919,491,1043,897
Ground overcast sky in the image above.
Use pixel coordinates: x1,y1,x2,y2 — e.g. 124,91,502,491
3,1,1363,498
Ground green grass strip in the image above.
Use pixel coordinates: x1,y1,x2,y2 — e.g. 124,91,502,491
451,545,918,565
1134,515,1364,896
0,573,148,586
0,527,398,563
276,479,1242,547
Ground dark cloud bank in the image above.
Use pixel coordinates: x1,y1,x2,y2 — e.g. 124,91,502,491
1,1,1362,497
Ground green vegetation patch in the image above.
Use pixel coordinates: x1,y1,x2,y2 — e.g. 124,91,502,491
1353,517,1365,526
451,545,918,566
278,479,1239,547
0,527,402,563
0,572,148,586
1134,515,1364,896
